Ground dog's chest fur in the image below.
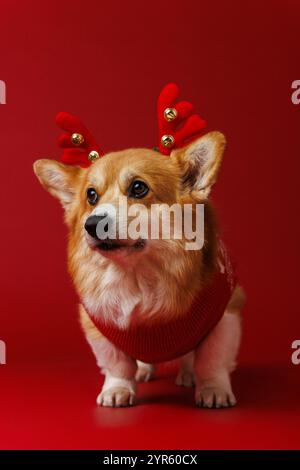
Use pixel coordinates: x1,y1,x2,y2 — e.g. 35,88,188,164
69,239,200,328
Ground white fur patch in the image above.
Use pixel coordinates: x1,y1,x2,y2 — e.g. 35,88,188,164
78,234,185,328
102,375,136,394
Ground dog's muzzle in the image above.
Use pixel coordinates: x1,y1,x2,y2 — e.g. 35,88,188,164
84,214,146,252
84,214,116,251
84,214,109,240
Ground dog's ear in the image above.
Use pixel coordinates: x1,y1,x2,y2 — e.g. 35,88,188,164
172,131,226,198
33,159,81,208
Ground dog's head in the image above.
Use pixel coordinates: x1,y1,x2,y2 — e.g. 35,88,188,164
34,131,225,269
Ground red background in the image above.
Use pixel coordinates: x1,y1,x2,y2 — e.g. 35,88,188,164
0,0,300,450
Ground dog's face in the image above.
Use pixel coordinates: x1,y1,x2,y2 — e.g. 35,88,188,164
34,132,225,268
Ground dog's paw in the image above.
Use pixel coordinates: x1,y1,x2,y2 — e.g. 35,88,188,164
96,387,137,407
175,370,195,388
135,362,155,382
195,386,236,408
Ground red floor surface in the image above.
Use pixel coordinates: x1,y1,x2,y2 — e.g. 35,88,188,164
1,0,300,451
1,360,299,450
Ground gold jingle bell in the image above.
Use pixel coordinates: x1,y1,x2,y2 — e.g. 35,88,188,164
161,134,175,149
88,150,100,162
71,133,84,146
164,107,178,122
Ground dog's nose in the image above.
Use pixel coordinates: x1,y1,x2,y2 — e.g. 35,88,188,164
84,214,109,239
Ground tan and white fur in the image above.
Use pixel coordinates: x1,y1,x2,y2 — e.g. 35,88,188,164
34,131,245,408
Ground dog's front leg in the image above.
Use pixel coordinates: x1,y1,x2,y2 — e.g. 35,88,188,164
95,339,137,407
79,305,137,407
175,352,195,387
135,361,155,382
194,311,241,408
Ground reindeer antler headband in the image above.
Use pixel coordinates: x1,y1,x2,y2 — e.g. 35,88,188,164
56,83,207,167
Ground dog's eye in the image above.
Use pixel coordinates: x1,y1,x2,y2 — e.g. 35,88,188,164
86,188,99,206
129,180,149,199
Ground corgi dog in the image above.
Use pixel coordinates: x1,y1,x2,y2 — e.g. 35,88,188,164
33,127,245,408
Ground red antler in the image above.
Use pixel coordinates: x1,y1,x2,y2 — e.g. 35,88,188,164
157,83,207,155
54,85,206,166
56,112,104,167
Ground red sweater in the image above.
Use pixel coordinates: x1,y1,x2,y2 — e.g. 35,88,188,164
88,241,236,364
